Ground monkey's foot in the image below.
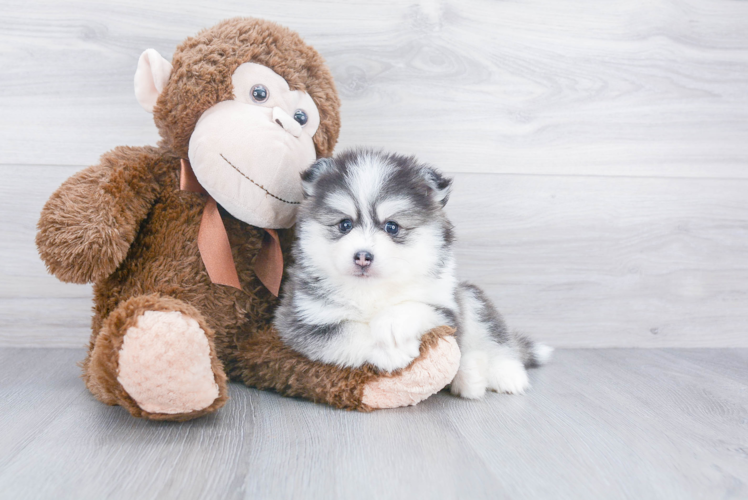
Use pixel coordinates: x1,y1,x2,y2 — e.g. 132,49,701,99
84,294,228,421
118,310,220,414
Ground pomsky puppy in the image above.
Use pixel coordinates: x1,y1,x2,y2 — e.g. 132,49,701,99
274,149,552,398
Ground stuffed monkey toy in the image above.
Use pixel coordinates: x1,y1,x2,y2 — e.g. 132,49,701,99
36,17,460,421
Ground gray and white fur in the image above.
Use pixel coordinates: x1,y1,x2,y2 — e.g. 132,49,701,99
274,149,552,398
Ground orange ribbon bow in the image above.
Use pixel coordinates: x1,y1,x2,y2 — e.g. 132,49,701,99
180,159,284,297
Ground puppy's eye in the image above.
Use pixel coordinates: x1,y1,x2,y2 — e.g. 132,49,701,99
338,219,353,233
251,84,268,103
294,109,308,126
384,221,399,235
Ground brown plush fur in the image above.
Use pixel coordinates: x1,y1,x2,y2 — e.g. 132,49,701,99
36,18,448,421
36,146,163,284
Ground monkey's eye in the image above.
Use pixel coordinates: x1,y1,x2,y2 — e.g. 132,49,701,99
294,109,308,126
338,219,353,234
251,84,268,103
384,221,399,235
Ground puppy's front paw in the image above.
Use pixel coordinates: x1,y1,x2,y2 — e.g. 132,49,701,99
367,302,442,372
367,344,418,372
369,314,417,359
371,303,436,349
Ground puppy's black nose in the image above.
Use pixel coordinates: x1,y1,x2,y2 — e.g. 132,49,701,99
354,251,373,268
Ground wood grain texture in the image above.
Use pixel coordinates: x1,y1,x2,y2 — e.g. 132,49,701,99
0,166,92,347
1,0,747,176
2,165,747,347
2,0,747,347
447,173,748,348
0,348,746,499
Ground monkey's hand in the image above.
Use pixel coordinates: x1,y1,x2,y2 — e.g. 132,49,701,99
36,146,162,284
361,326,461,409
231,324,460,411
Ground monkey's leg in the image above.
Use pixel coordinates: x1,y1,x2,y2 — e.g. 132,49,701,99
82,294,229,421
226,325,461,411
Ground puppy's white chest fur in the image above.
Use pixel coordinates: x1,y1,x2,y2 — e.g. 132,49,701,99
338,269,458,322
315,274,457,372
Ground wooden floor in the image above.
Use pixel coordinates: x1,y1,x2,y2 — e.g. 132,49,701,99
1,348,746,500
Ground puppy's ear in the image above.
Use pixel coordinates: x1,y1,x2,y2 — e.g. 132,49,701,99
421,166,452,207
301,157,335,197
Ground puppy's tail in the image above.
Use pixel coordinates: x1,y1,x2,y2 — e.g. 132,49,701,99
515,333,554,368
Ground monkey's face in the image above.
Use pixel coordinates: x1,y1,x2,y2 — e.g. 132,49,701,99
136,19,341,230
188,63,320,229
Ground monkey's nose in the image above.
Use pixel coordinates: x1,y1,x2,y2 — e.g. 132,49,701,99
354,251,374,268
272,107,302,138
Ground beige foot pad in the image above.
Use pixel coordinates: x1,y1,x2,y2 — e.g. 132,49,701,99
361,335,461,409
117,310,219,414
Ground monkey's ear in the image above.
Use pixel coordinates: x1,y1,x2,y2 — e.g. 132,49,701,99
134,49,173,113
301,158,335,197
421,166,452,207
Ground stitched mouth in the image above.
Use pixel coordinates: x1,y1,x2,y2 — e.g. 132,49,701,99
219,153,301,205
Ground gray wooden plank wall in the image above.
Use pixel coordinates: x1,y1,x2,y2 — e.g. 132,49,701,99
1,0,747,347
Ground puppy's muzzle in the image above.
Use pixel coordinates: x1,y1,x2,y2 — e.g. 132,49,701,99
354,251,374,269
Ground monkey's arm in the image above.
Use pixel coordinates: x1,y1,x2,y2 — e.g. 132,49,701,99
36,146,165,284
229,324,461,411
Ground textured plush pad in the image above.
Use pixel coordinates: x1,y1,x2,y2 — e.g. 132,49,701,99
361,335,460,409
117,311,220,414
